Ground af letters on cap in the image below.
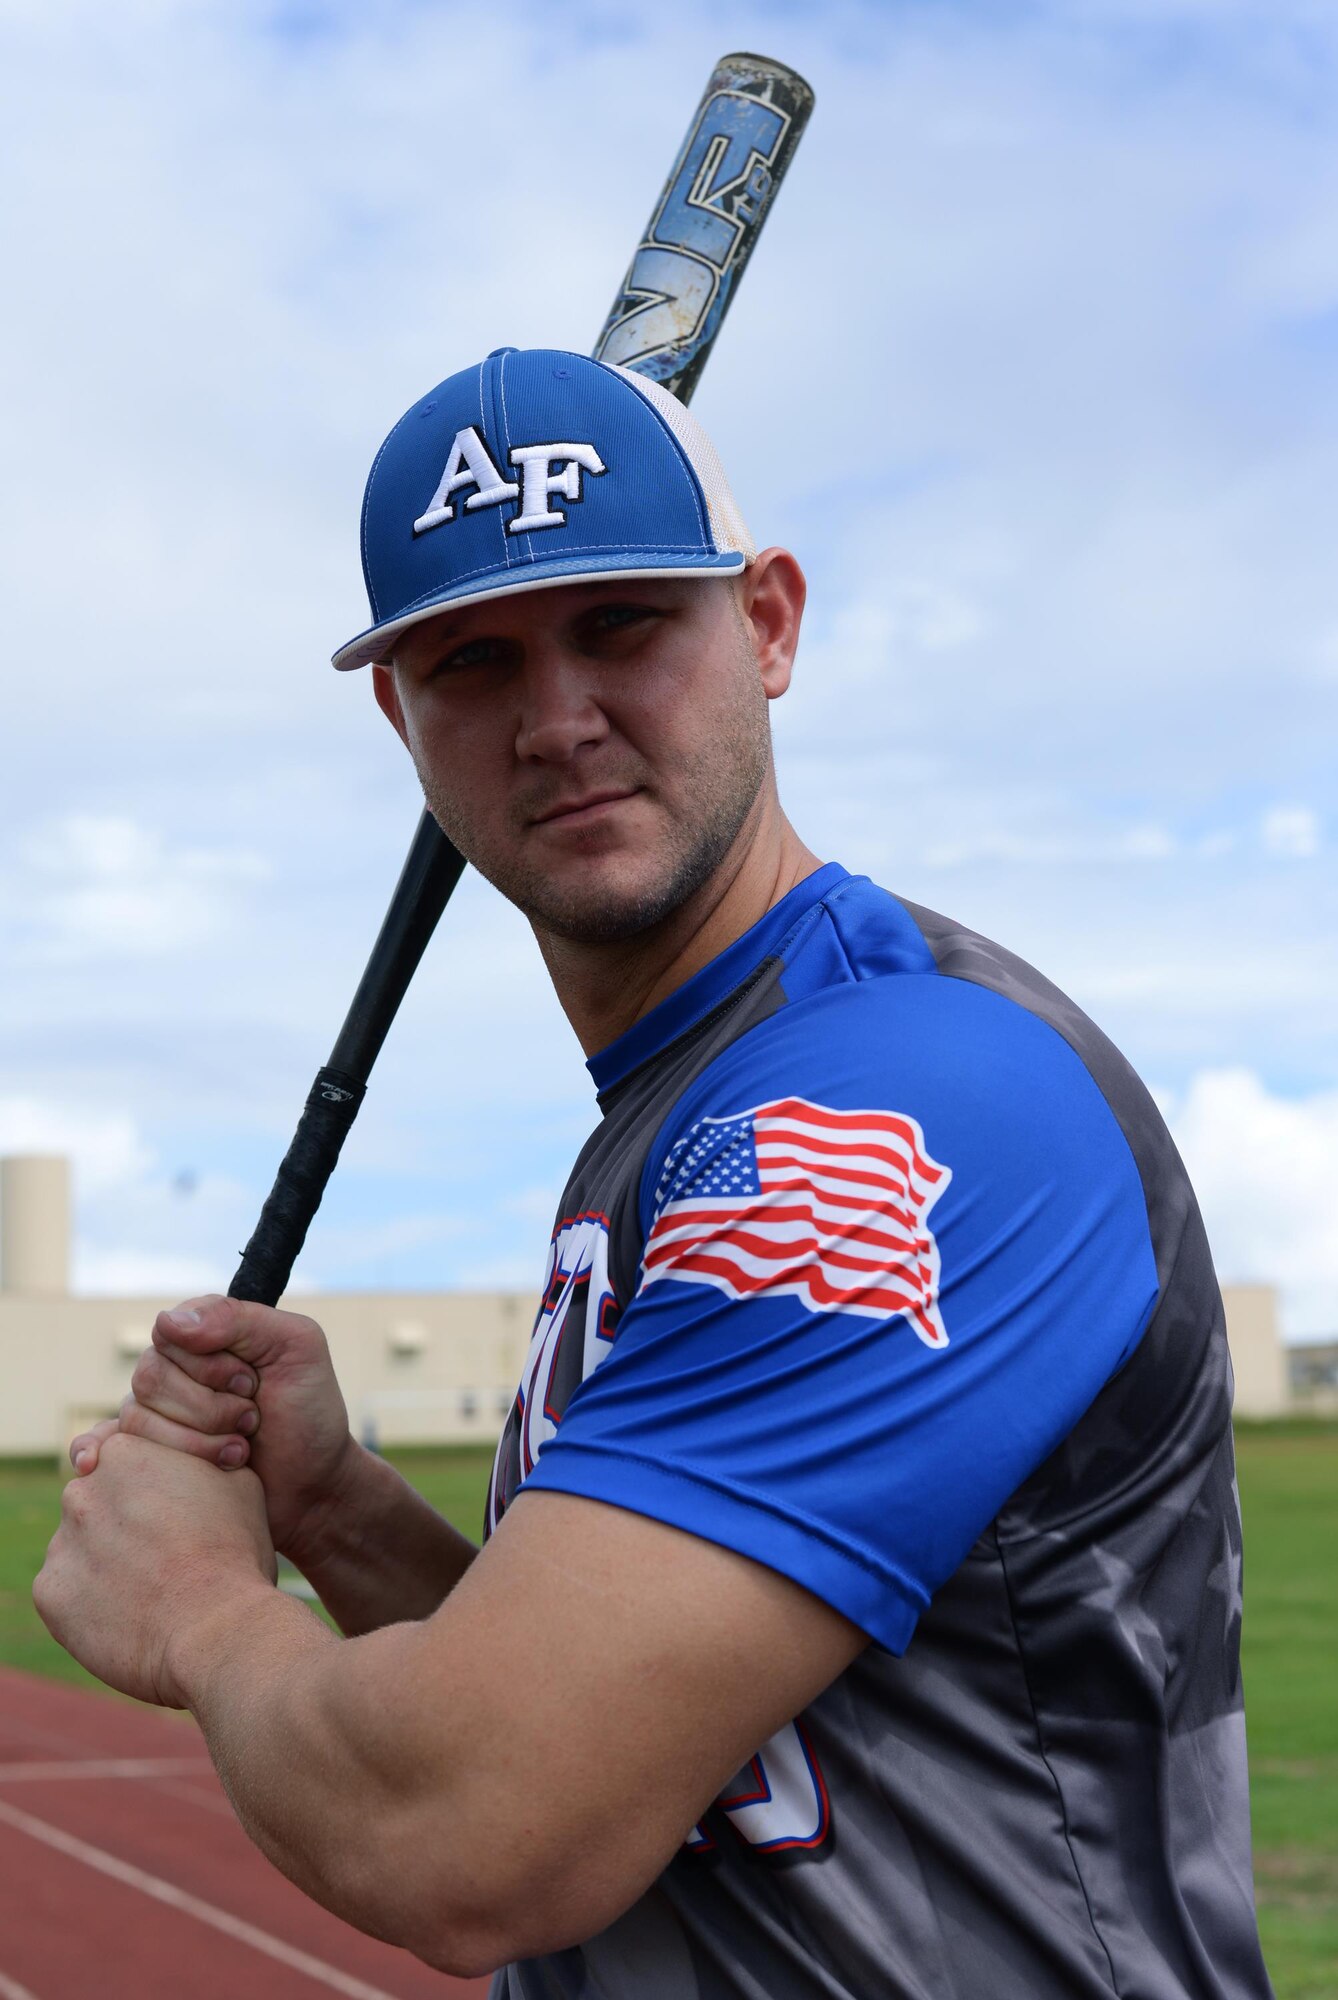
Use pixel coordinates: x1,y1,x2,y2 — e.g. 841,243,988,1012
413,426,607,538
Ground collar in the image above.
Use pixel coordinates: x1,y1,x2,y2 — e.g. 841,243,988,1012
587,861,851,1095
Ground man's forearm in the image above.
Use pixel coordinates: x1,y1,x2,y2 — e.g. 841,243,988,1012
282,1443,478,1635
172,1592,472,1968
174,1584,495,1973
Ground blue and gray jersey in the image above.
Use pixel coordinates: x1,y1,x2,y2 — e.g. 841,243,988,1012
485,864,1272,2000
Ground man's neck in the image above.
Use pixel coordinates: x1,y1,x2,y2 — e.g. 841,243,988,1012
534,802,823,1059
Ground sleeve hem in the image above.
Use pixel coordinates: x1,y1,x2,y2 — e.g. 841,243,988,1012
517,1436,926,1656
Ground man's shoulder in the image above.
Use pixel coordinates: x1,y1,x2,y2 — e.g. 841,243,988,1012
694,878,1141,1135
632,876,1186,1309
772,875,1166,1174
884,891,1121,1061
804,876,1118,1052
583,872,1180,1318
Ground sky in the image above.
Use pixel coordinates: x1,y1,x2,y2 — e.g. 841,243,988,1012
1,0,1335,1339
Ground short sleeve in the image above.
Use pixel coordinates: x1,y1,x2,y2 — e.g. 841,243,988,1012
519,975,1160,1654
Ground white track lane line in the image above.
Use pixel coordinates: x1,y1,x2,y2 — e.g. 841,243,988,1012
0,1797,408,2000
0,1972,41,2000
0,1758,212,1783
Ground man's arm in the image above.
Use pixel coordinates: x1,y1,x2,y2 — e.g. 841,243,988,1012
271,1438,479,1634
37,1437,865,1980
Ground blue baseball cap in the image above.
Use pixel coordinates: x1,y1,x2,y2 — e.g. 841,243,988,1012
332,347,756,670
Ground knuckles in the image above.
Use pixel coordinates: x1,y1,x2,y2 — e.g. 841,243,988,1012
283,1310,325,1346
128,1352,255,1436
131,1347,168,1399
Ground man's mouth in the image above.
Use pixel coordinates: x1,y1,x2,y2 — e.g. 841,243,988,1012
529,788,641,827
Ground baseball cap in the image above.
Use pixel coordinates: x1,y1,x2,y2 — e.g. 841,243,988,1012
332,347,756,671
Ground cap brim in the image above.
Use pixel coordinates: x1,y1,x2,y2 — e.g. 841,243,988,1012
332,548,746,671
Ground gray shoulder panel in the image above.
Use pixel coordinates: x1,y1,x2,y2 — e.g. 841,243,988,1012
898,895,1234,1518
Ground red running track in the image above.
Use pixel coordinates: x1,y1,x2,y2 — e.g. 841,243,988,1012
0,1667,490,1999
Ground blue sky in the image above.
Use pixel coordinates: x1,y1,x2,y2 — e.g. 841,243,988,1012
1,0,1335,1336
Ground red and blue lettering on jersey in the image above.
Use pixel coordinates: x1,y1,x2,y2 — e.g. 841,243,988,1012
486,1212,618,1533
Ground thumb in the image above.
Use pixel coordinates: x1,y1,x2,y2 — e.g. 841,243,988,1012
153,1294,324,1373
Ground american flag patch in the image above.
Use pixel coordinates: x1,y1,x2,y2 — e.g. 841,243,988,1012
641,1096,953,1349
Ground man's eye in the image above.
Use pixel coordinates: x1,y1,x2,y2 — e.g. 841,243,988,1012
437,637,502,671
587,604,660,636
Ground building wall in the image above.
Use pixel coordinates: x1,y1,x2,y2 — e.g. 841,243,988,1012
0,1289,538,1460
1222,1284,1291,1419
1287,1340,1338,1417
0,1276,1313,1458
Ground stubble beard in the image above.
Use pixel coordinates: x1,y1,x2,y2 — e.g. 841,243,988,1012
418,684,772,947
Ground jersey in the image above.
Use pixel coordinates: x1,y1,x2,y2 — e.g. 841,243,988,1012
484,864,1273,2000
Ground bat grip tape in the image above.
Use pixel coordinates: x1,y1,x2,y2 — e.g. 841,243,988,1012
228,1067,367,1307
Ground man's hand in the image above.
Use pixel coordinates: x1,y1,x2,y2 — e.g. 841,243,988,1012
34,1431,277,1707
69,1295,359,1559
69,1295,480,1634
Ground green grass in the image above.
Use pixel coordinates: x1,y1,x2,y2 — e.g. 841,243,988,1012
0,1446,497,1693
1235,1422,1338,1995
4,1429,1335,1993
0,1455,106,1688
375,1443,497,1535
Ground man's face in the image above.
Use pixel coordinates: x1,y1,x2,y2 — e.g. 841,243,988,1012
373,574,781,945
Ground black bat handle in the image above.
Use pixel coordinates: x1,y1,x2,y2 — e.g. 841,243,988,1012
229,818,466,1305
229,1067,367,1305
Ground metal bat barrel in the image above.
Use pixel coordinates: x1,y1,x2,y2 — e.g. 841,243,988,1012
594,52,814,404
230,50,813,1309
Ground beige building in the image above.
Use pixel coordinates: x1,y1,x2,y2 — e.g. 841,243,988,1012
0,1153,1329,1461
0,1155,537,1459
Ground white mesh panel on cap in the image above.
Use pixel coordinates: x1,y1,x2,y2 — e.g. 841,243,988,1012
609,364,757,564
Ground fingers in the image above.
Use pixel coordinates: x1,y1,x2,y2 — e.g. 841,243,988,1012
67,1404,249,1478
69,1419,119,1476
117,1394,255,1470
131,1344,258,1436
148,1333,258,1399
68,1302,279,1479
124,1339,260,1472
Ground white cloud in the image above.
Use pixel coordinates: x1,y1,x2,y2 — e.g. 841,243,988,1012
1166,1069,1338,1340
1312,626,1338,683
0,1096,151,1193
5,815,270,964
1260,805,1321,859
74,1248,223,1300
921,822,1179,870
0,1094,299,1300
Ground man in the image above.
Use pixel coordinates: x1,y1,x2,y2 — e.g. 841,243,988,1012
39,348,1273,1998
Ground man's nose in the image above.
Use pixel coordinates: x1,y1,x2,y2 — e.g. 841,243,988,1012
513,646,611,763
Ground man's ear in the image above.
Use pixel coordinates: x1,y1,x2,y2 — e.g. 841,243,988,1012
371,662,410,746
737,549,807,699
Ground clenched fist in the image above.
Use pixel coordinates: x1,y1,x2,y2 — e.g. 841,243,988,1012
35,1431,277,1707
69,1295,361,1563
